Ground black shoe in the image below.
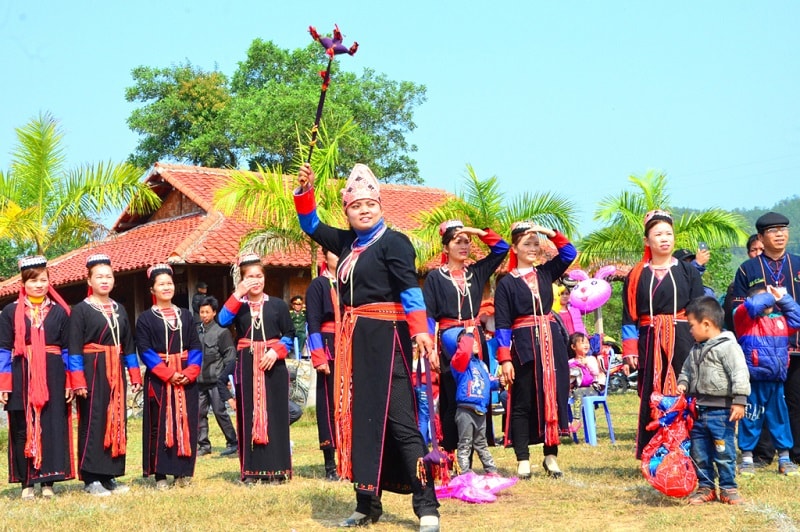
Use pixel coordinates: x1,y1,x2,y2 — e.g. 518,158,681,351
325,469,340,481
197,447,212,457
220,445,238,456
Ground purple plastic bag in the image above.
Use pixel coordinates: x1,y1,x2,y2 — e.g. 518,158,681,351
434,472,518,503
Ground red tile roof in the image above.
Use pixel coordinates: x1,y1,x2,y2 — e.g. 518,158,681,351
0,163,452,297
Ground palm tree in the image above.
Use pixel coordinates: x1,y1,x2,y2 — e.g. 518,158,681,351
214,120,352,277
412,164,579,267
577,170,748,268
0,113,161,260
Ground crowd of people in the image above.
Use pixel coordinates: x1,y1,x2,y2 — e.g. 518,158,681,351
0,154,797,528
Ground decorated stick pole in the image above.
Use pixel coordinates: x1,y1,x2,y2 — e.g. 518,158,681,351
307,24,358,163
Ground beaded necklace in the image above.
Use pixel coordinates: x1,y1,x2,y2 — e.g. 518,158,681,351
151,305,183,354
87,297,121,347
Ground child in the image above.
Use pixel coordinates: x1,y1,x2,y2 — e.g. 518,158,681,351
677,296,750,505
567,332,604,430
734,285,800,477
441,326,499,475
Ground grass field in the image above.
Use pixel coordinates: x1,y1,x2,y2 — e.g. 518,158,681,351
2,393,800,531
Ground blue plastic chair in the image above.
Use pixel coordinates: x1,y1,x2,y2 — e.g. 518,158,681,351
581,361,616,446
566,397,580,444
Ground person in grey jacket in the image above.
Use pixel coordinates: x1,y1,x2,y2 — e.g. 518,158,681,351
677,296,750,505
196,296,238,457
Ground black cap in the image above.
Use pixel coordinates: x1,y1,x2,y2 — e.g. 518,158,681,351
197,281,208,289
756,212,790,233
673,248,695,262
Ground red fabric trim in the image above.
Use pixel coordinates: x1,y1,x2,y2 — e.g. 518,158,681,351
310,348,327,368
622,338,638,357
550,230,569,248
70,370,88,391
480,228,502,246
224,294,243,315
407,309,428,337
496,346,512,363
271,342,289,360
182,364,200,382
128,366,142,385
150,362,176,382
0,373,11,391
293,187,317,215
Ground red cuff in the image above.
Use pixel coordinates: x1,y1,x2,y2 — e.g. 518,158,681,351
267,340,289,360
182,364,200,383
70,370,87,391
550,230,570,248
128,366,143,386
310,348,327,368
480,228,502,247
1,372,12,391
496,346,512,364
406,309,428,337
622,338,638,358
224,294,243,315
150,362,176,383
293,187,317,215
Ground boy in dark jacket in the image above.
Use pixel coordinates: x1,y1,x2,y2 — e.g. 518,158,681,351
734,285,800,477
441,326,499,475
678,296,750,505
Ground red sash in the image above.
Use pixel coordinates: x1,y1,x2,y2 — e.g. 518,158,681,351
158,351,191,457
335,302,405,480
237,338,285,445
21,345,62,470
84,343,126,457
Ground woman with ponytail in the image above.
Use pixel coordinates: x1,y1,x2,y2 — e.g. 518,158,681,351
621,210,704,458
136,263,202,490
494,222,576,480
69,254,142,496
0,256,73,500
422,221,508,453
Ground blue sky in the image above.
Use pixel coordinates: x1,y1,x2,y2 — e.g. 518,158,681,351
2,1,799,235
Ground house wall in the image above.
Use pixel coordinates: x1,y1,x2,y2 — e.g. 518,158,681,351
150,190,204,222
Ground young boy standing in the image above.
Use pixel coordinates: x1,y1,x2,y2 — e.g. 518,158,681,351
677,296,750,505
734,285,800,476
441,326,499,475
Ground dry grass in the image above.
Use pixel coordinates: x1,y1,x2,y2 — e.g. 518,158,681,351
2,394,800,531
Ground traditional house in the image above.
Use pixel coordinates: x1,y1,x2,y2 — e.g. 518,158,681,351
0,163,451,322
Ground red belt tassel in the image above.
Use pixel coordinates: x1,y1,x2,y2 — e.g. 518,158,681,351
160,352,191,457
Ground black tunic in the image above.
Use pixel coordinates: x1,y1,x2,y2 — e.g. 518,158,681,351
69,299,137,479
0,300,74,484
622,260,704,457
494,258,572,447
423,248,507,451
221,296,294,481
306,274,337,450
135,307,202,477
309,222,425,495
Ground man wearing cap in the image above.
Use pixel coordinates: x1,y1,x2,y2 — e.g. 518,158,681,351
191,282,208,320
674,247,715,297
732,211,800,465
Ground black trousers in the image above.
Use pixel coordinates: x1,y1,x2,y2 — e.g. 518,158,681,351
355,356,439,519
198,385,237,450
509,361,558,461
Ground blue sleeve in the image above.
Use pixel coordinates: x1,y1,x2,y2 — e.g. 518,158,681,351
745,292,776,319
777,295,800,329
67,350,84,372
140,348,164,371
298,207,320,236
218,306,236,327
495,328,512,349
427,317,436,337
400,287,426,314
280,335,294,353
307,332,324,352
621,323,638,343
558,242,578,264
124,353,139,370
187,348,202,368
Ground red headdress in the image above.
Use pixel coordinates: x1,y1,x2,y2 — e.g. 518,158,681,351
341,164,380,209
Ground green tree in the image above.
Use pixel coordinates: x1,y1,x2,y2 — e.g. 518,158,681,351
578,171,749,268
126,39,427,184
126,64,234,168
412,164,578,271
214,121,351,277
0,113,161,259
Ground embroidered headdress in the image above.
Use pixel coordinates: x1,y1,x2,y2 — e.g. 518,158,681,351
342,164,380,208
